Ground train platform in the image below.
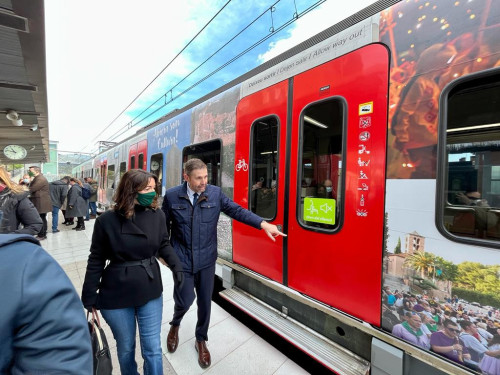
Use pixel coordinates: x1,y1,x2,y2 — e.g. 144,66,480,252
40,213,310,375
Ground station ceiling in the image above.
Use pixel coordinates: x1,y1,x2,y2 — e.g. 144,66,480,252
0,0,49,165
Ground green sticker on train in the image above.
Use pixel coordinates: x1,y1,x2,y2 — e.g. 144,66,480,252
304,197,336,225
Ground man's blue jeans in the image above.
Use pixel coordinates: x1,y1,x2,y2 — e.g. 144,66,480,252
89,201,97,215
51,205,59,231
101,296,163,375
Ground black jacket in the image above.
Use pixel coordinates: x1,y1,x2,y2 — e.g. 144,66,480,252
0,189,42,235
81,206,181,309
49,180,68,207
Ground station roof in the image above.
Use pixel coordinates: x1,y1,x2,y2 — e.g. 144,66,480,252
0,0,49,165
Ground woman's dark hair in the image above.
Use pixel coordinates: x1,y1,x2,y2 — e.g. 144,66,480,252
113,169,158,218
70,177,82,187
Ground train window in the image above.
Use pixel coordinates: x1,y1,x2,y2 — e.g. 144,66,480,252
138,153,144,170
119,162,126,179
442,71,500,242
130,156,136,169
249,117,278,220
297,98,344,231
183,139,222,186
150,153,163,188
107,165,115,189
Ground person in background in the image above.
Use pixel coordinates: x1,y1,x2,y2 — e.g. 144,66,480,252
49,176,70,233
480,334,500,375
82,169,182,375
390,43,456,179
487,320,500,336
459,320,500,363
476,322,493,344
18,174,31,187
0,234,92,374
28,166,51,240
430,319,471,365
392,312,430,349
422,313,439,333
0,166,42,235
61,185,74,226
384,286,396,306
162,158,286,369
67,178,87,231
82,178,92,221
322,179,335,199
87,177,98,218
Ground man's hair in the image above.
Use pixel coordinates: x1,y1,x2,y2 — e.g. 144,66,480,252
62,176,71,183
29,166,41,173
443,319,459,329
459,320,474,330
184,158,207,176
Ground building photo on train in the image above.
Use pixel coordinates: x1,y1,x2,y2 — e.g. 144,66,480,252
71,0,500,374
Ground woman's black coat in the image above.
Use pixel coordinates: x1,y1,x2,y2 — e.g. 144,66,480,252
81,206,181,309
0,189,42,235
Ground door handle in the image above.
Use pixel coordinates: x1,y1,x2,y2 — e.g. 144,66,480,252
277,224,283,232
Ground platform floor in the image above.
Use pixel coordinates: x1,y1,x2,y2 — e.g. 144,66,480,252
40,212,309,375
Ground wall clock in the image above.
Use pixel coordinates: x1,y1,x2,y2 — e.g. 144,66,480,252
3,144,27,160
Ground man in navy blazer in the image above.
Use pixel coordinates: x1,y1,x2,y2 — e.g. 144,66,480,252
162,158,285,368
0,234,92,374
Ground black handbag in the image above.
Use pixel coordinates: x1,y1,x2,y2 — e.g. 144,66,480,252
87,308,113,375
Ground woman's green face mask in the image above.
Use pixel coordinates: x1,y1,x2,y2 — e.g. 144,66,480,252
137,191,156,207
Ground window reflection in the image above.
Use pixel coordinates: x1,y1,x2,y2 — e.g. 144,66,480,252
444,73,500,241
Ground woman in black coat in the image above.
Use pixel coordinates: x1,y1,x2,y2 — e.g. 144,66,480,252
0,167,42,235
82,169,183,375
66,178,88,231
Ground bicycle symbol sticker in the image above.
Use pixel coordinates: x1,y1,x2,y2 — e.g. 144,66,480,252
235,159,248,172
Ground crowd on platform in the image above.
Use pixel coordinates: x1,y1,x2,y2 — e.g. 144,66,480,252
0,165,98,237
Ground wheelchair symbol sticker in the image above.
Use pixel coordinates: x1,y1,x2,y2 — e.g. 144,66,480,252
304,197,336,225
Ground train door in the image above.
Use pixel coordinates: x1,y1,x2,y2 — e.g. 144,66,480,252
287,44,389,324
233,80,288,282
233,44,389,324
129,144,137,170
138,140,147,170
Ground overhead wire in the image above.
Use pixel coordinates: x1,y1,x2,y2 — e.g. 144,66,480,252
110,0,326,142
84,0,233,151
90,0,326,151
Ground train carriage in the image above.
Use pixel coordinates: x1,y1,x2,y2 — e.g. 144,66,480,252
74,1,500,374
